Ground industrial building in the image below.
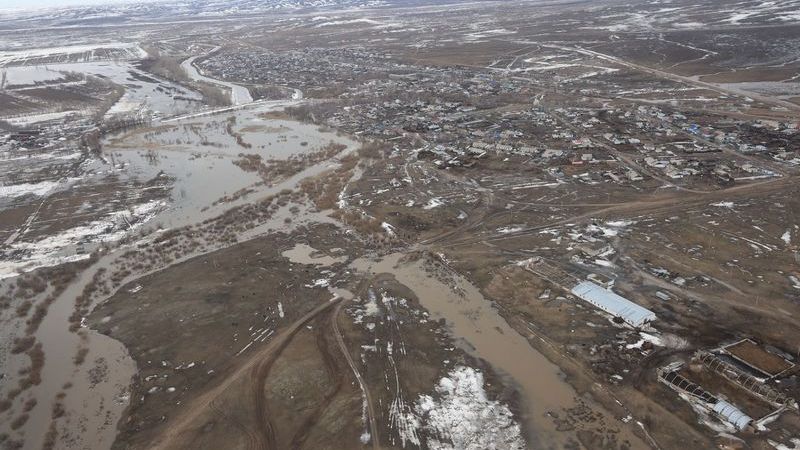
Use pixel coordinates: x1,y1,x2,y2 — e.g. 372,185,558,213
712,400,753,431
570,280,656,327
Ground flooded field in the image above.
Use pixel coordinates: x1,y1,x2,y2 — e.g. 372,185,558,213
1,59,202,121
1,66,66,87
105,104,356,228
1,58,356,449
7,255,136,450
282,243,347,266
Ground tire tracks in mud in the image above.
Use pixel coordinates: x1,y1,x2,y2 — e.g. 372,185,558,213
149,298,341,450
331,298,381,450
252,288,378,450
287,311,346,449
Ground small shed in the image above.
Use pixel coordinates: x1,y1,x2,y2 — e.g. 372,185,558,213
570,281,656,327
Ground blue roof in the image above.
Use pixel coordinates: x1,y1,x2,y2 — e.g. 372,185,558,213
571,281,656,327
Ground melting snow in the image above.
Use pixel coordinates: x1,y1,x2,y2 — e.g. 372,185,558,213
363,293,380,317
314,18,381,27
305,278,330,288
496,226,524,234
768,437,800,450
0,199,164,278
0,177,81,199
412,366,524,450
423,197,444,209
382,221,396,236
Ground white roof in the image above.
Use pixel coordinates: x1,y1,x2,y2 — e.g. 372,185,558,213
713,400,752,431
571,281,656,327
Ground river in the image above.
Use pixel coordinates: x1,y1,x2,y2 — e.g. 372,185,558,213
180,49,254,105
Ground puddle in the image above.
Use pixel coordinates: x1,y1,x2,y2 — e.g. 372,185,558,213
282,243,347,266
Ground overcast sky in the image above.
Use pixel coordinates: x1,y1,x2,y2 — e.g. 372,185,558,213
0,0,138,11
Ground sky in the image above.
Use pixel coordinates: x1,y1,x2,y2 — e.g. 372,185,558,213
0,0,141,11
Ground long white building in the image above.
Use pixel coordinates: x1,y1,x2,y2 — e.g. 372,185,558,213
570,281,656,327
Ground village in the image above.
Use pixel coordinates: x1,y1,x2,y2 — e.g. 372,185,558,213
1,0,800,449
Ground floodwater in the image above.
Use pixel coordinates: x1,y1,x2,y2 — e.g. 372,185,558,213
1,44,343,450
8,113,357,449
5,253,136,450
58,61,203,117
104,103,356,229
350,253,648,449
1,61,203,118
282,243,347,266
181,51,253,105
0,66,65,87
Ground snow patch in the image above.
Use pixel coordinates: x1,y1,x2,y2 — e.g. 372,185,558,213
0,199,164,279
413,366,525,450
0,177,81,199
423,197,444,209
496,226,524,234
768,437,800,450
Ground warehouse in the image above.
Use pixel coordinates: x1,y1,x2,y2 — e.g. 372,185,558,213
570,280,656,327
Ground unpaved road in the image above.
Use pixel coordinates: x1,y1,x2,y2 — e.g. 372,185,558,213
149,297,342,450
332,299,380,450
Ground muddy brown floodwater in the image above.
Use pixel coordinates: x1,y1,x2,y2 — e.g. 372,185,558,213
7,101,355,449
282,243,347,266
350,253,579,448
17,254,136,450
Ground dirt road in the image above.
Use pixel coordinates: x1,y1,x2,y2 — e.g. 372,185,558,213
332,299,380,450
149,297,342,450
